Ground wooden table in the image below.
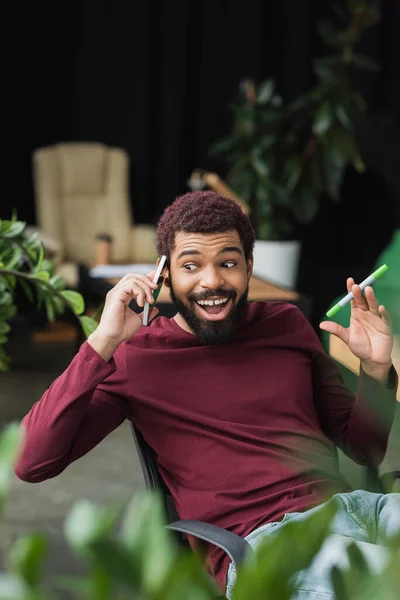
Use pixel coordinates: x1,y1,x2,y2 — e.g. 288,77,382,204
329,334,400,401
108,274,299,303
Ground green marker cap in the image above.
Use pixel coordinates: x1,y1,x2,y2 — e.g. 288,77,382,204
371,264,388,280
326,303,341,318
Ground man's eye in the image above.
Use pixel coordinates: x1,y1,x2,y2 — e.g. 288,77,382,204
223,261,236,268
184,264,197,271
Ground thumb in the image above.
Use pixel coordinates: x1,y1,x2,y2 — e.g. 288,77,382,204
319,320,349,345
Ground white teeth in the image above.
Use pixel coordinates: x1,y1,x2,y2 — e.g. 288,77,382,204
197,297,228,306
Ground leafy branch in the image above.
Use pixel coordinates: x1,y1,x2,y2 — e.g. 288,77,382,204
210,0,381,241
0,214,98,371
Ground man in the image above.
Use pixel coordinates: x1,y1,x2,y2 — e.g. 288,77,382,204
15,191,399,598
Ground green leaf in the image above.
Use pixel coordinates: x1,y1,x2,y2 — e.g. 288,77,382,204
36,242,44,271
351,53,379,71
19,278,35,303
8,534,48,588
54,575,93,598
235,501,336,600
0,322,11,335
317,19,340,47
353,154,366,173
120,491,176,595
320,132,353,199
229,169,255,204
60,290,85,315
2,222,26,239
285,159,302,194
313,55,342,81
313,103,333,135
4,247,23,270
79,316,98,338
0,423,23,511
292,187,320,224
0,346,11,372
2,275,16,290
331,564,348,600
86,539,140,590
41,259,54,275
255,185,272,219
256,79,275,105
52,296,65,315
66,500,123,548
50,275,65,291
44,297,56,322
335,105,352,129
250,148,270,178
208,135,237,157
31,271,50,284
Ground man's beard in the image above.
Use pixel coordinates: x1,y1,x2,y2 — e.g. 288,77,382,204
169,279,249,345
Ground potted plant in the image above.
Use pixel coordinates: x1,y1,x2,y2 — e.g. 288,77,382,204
209,0,381,289
0,214,98,371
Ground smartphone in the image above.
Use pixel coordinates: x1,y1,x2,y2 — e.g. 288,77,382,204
142,255,167,326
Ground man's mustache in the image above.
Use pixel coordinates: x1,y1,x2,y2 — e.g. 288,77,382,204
188,289,236,302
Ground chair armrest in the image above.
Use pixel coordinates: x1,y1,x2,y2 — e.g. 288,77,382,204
131,225,157,263
167,520,253,569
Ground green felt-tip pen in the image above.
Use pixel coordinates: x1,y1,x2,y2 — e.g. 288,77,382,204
326,264,389,318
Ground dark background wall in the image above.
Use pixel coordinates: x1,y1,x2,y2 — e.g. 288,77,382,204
6,0,400,328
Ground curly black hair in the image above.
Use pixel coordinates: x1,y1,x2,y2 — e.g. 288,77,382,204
156,191,255,261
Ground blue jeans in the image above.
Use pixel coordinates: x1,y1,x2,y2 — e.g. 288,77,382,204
226,491,400,599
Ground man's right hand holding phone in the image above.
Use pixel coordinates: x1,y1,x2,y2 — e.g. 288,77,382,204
88,271,160,362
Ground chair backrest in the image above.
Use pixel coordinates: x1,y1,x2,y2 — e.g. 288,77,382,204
129,421,188,544
32,142,133,264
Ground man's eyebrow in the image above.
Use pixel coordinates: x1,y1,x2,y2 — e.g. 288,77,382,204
217,246,243,256
176,249,202,260
176,246,243,261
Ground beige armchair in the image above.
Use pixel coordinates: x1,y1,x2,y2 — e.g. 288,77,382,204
32,142,157,288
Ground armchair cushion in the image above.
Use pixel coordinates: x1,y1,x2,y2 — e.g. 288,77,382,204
131,224,157,263
58,142,107,196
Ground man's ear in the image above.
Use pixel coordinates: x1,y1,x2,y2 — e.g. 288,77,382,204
163,268,171,288
157,256,170,288
247,257,253,279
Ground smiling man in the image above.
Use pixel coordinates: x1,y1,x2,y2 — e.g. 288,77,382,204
167,230,250,345
15,191,399,599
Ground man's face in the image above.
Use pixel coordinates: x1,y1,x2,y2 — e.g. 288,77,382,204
167,230,252,345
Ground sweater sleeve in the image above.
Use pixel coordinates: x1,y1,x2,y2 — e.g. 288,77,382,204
311,341,398,466
14,341,129,483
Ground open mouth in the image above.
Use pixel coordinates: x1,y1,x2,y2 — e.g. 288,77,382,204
193,296,233,321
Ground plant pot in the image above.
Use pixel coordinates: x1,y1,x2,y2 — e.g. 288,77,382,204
252,239,301,289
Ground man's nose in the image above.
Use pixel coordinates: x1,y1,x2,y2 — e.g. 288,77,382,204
200,266,224,289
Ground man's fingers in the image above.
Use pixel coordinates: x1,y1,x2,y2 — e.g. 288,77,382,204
136,290,145,308
346,277,354,294
319,320,349,345
364,286,380,315
109,278,155,306
116,272,158,290
351,284,369,311
346,278,357,308
379,305,392,327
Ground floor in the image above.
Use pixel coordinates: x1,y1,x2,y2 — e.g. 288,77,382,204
0,326,145,596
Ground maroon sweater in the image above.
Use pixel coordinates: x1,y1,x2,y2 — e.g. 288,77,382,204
15,301,397,591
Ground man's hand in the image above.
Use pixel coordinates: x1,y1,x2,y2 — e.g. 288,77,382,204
320,278,393,383
88,271,159,361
